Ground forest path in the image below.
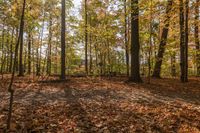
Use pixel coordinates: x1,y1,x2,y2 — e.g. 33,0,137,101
0,76,200,132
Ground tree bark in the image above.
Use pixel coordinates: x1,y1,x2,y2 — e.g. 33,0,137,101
124,0,129,77
60,0,66,80
129,0,142,82
7,0,26,129
47,15,52,75
18,0,26,76
152,0,173,78
179,0,188,82
28,33,31,74
9,27,14,73
184,0,189,81
85,0,88,75
195,0,200,76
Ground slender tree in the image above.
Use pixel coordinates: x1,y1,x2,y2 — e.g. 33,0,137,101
47,15,52,75
152,0,173,78
27,33,31,74
60,0,66,80
18,0,26,76
184,0,189,82
7,0,26,129
124,0,129,77
148,0,153,83
129,0,142,82
9,28,14,73
179,0,188,82
85,0,88,75
195,0,200,76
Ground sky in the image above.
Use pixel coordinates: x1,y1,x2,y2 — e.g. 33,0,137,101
73,0,81,6
72,0,81,17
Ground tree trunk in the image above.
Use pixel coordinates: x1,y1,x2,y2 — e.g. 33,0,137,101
129,0,142,82
9,28,14,73
60,0,66,80
124,0,129,77
89,17,92,74
184,0,189,81
152,0,173,78
171,52,176,77
18,0,26,76
85,0,88,75
7,0,26,129
28,33,31,74
179,0,188,82
47,15,52,75
148,0,153,83
0,21,5,75
195,0,200,76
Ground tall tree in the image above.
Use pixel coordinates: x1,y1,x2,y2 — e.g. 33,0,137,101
179,0,188,82
129,0,142,82
60,0,66,80
148,0,153,83
47,15,52,75
184,0,189,82
7,0,26,129
27,33,31,74
18,0,26,76
9,28,15,73
85,0,88,75
124,0,129,77
152,0,173,78
195,0,200,76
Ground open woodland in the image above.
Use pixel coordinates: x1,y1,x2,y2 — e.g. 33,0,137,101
0,0,200,132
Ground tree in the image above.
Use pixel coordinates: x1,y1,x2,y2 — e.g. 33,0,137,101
179,0,188,82
124,0,129,77
184,0,189,82
60,0,66,80
152,0,173,78
7,0,26,129
129,0,142,82
47,15,52,75
85,0,88,75
27,33,31,74
18,0,26,76
195,0,200,76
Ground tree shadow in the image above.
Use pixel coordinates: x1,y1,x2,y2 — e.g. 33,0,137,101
1,78,200,132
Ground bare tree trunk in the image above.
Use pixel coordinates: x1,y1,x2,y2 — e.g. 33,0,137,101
89,17,92,74
179,0,188,82
9,28,14,73
129,0,142,82
7,0,26,129
47,15,52,75
152,0,173,78
18,0,26,76
148,0,153,83
171,52,176,77
28,33,31,74
60,0,66,80
85,0,88,75
124,0,129,77
195,0,200,76
184,0,189,81
0,21,5,75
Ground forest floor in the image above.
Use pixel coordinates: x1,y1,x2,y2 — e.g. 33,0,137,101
0,75,200,133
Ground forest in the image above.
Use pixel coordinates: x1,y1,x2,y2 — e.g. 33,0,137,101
0,0,200,132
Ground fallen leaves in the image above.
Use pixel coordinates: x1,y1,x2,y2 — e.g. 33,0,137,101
0,76,200,132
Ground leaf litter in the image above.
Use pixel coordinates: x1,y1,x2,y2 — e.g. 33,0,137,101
0,76,200,132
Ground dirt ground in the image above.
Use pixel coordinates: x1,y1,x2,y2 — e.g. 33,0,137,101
0,75,200,133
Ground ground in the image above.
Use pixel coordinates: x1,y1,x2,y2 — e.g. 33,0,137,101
0,75,200,132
